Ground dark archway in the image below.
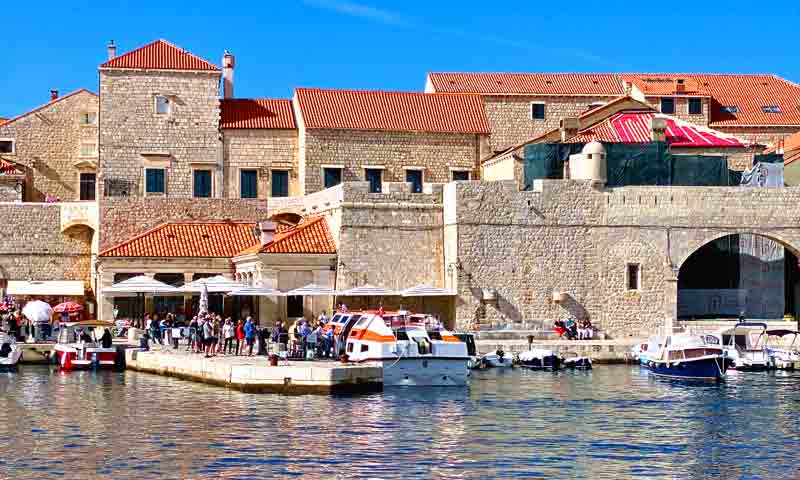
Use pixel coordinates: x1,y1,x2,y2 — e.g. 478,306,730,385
678,233,800,320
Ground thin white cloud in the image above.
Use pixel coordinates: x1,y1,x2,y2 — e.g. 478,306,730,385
300,0,410,26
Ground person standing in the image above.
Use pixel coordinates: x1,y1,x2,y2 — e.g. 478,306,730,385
244,317,256,356
203,316,214,358
235,319,245,355
222,318,235,355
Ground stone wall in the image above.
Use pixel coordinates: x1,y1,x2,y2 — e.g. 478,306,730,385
98,70,221,198
99,198,270,251
0,203,92,286
0,181,21,202
221,129,298,198
0,90,98,201
641,96,711,126
447,180,800,338
715,126,800,148
483,95,615,151
300,129,482,194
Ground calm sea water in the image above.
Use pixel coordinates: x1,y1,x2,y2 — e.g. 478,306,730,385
0,365,798,479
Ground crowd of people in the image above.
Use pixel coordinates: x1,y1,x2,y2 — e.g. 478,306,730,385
553,317,594,340
139,310,342,360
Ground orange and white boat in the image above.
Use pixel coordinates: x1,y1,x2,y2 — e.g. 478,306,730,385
343,311,469,386
52,320,118,371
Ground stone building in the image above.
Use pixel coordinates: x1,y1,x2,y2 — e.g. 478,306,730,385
292,88,491,194
0,89,99,202
426,72,800,151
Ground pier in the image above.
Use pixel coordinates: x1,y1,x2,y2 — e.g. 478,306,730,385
125,350,383,395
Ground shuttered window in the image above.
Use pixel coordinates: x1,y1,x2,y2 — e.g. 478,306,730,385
271,170,289,198
240,170,258,198
145,169,165,194
193,170,212,198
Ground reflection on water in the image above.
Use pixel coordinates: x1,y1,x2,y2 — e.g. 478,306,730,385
1,366,799,479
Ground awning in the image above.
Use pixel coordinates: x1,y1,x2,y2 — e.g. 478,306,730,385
400,284,456,297
102,275,181,297
180,275,246,294
286,284,338,297
7,280,84,297
228,285,285,297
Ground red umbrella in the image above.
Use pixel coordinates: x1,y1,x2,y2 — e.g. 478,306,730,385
53,302,84,314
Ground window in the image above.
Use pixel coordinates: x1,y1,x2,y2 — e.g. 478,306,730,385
660,98,675,114
0,139,13,154
145,168,165,194
405,169,423,193
360,344,369,353
193,170,212,198
365,168,382,193
323,167,342,189
688,98,703,115
79,173,96,201
155,96,170,115
530,102,546,120
240,169,258,199
721,105,739,113
287,295,304,318
451,170,470,181
79,143,97,157
271,170,289,197
762,105,781,114
80,112,97,125
627,264,641,291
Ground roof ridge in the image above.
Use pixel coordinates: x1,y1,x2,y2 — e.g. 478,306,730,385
222,97,292,102
261,216,330,252
296,87,482,97
99,39,219,71
0,89,97,129
99,222,170,256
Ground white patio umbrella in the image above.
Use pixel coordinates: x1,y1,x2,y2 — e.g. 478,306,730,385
180,275,245,294
22,300,53,324
338,284,400,297
102,275,181,297
286,284,338,296
228,285,285,297
400,284,456,297
198,283,209,317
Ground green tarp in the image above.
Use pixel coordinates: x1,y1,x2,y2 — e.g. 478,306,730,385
523,142,733,188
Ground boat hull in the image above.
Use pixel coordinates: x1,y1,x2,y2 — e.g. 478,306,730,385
647,356,727,381
518,355,561,371
382,358,469,386
54,347,117,371
0,349,22,371
482,354,513,368
564,357,592,370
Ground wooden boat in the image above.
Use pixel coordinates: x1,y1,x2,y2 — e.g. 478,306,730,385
644,333,728,381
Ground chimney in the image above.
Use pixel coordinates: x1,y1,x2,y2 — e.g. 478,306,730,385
222,50,235,99
50,90,59,101
651,117,668,142
559,117,580,142
107,40,117,60
674,78,686,94
258,221,276,246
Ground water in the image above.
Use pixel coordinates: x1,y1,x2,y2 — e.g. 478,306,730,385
1,366,799,480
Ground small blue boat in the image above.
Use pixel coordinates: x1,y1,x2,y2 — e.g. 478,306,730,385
644,333,728,381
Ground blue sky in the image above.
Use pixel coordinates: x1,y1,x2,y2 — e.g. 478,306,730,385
2,0,799,118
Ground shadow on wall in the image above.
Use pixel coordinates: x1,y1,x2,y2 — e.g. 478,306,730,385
468,287,523,329
557,293,589,322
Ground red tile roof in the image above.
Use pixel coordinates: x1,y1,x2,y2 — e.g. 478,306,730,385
295,88,490,134
100,222,258,257
784,132,800,166
429,72,800,127
569,111,748,147
0,159,24,176
427,73,625,96
237,216,337,256
220,99,296,129
100,39,219,72
0,118,7,125
0,89,97,129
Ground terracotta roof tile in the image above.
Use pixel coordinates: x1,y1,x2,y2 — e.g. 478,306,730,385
237,216,336,256
0,159,24,176
295,88,489,134
100,222,258,257
220,99,296,129
100,39,219,72
427,73,625,96
430,72,800,127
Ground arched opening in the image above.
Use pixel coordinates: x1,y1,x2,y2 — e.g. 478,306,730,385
678,233,800,320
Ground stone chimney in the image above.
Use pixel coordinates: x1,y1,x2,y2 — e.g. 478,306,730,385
50,90,59,101
107,40,117,60
560,117,579,143
222,50,235,99
259,221,276,246
651,117,668,142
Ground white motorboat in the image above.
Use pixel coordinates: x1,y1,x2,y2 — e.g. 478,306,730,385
52,320,118,371
765,329,800,370
453,333,480,369
709,323,773,371
644,333,729,381
481,349,513,368
0,332,23,370
344,311,470,386
562,352,592,370
517,348,561,370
